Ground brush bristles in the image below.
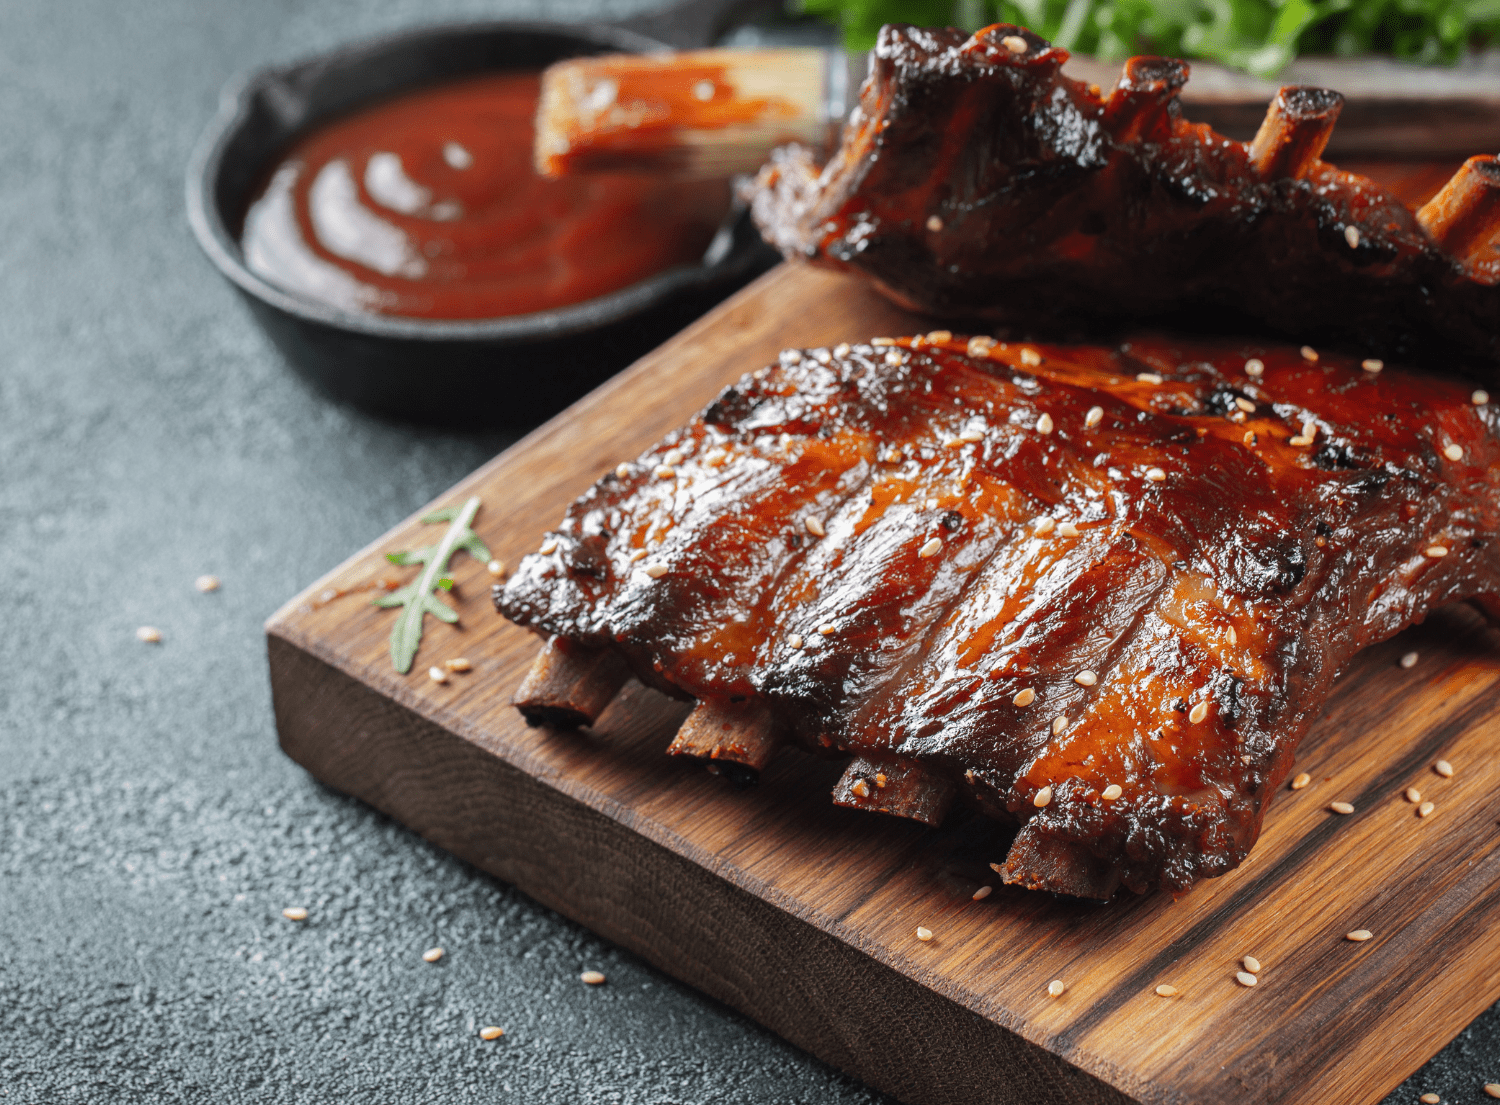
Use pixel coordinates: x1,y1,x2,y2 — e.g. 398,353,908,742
536,48,831,179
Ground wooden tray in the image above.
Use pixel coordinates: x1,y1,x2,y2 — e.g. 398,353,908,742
267,262,1500,1105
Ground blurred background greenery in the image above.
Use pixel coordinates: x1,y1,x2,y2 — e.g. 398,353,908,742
795,0,1500,74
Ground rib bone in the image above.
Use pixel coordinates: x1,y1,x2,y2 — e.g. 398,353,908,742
833,754,956,826
1417,155,1500,263
1104,56,1189,144
513,637,631,729
1248,86,1344,180
668,698,782,784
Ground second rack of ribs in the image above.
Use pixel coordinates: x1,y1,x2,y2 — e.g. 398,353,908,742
497,336,1500,898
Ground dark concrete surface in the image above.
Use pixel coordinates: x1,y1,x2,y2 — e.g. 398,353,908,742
0,0,1492,1101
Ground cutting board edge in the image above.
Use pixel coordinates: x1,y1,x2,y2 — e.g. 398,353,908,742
265,628,1169,1105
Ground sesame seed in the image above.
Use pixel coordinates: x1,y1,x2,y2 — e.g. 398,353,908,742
480,1026,505,1040
918,537,943,558
1243,431,1257,446
423,947,444,962
1013,688,1036,707
875,773,887,787
1301,345,1319,362
1401,651,1419,668
1084,406,1104,429
1035,413,1054,434
1419,801,1436,818
1051,716,1067,736
1344,225,1361,248
1188,701,1209,724
1034,785,1053,807
1057,522,1079,537
1228,626,1238,644
654,464,676,480
1101,784,1122,801
818,623,836,635
1329,801,1355,815
972,885,993,901
445,657,471,672
805,516,826,537
580,970,606,985
195,574,220,593
1407,787,1423,803
1242,955,1261,973
1234,398,1255,413
1002,34,1029,53
1020,348,1041,367
643,562,668,578
539,537,559,555
1426,545,1449,558
664,449,684,466
967,336,997,357
1136,372,1163,385
835,343,851,357
784,349,803,363
1362,359,1383,373
1146,467,1167,482
487,558,507,577
787,633,804,649
135,626,162,644
1245,358,1264,377
428,666,449,684
1291,773,1311,789
926,215,943,232
1155,984,1178,997
885,350,904,366
851,778,870,798
1074,670,1097,687
1047,979,1066,997
1289,435,1314,447
1485,1084,1500,1098
1420,1094,1440,1104
916,926,934,941
628,548,649,562
1474,390,1490,405
871,337,895,346
1345,929,1373,942
1034,517,1056,535
282,907,308,921
1236,971,1258,987
1435,759,1454,777
959,428,985,442
1444,443,1464,461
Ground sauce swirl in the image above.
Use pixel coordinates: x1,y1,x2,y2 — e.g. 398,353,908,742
241,71,730,320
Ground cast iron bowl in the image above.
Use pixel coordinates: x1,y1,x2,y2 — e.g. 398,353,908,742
186,19,777,427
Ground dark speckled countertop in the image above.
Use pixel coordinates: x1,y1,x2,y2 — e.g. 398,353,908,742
0,1,1495,1101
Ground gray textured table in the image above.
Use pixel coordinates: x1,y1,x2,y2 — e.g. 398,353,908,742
0,1,1494,1101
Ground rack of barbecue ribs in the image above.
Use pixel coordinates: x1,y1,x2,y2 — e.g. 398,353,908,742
747,24,1500,372
495,333,1500,898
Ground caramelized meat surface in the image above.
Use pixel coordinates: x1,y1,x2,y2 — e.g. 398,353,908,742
498,335,1500,896
748,24,1500,372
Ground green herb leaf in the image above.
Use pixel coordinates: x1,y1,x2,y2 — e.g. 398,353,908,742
373,496,490,674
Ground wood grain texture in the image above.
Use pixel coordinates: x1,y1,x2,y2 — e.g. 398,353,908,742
267,257,1500,1105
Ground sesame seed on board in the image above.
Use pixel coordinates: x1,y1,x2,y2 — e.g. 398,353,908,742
428,666,449,684
1345,929,1373,942
1435,759,1455,777
1242,955,1261,973
1291,773,1311,790
1235,971,1258,987
445,657,471,672
1406,787,1422,803
1329,801,1355,815
972,885,993,901
1047,979,1066,997
915,926,934,941
1418,801,1436,818
1400,651,1419,668
1155,984,1178,997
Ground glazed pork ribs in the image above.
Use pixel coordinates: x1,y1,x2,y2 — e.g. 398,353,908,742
496,335,1500,897
749,23,1500,371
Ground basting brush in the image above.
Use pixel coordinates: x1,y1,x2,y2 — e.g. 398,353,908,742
534,47,866,179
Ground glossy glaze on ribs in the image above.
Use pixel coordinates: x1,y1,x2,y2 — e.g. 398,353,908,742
748,23,1500,372
497,335,1500,896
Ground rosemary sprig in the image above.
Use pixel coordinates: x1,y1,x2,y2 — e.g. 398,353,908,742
373,495,491,674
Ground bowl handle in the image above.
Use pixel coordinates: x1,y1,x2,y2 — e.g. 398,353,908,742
617,0,788,49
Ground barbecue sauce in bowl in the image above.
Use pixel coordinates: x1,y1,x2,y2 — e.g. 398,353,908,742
240,71,730,320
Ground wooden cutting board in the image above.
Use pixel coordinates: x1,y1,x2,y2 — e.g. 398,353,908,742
267,257,1500,1105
